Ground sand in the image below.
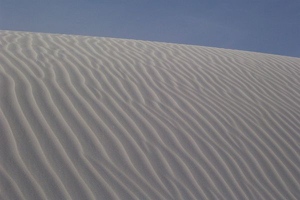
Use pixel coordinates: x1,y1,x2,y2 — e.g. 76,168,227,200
0,30,299,200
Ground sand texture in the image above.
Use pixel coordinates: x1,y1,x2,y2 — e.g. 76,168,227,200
0,30,300,200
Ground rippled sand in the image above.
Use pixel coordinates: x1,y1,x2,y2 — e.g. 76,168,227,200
0,30,299,200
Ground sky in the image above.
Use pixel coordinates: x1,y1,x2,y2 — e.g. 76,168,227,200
1,0,300,57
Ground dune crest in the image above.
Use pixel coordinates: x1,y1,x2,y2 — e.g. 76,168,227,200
0,30,299,200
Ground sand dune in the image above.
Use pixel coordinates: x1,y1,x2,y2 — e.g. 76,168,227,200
0,30,299,200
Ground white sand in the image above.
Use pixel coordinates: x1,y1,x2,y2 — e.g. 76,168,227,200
0,30,299,200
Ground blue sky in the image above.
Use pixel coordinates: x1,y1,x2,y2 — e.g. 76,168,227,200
1,0,300,57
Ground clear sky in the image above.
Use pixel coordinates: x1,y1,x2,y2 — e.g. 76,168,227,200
1,0,300,57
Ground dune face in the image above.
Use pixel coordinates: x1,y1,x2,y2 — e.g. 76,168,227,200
0,30,300,200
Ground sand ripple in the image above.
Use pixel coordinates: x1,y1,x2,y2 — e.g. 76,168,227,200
0,30,299,200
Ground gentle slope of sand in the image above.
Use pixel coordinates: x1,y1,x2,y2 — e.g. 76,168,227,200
0,30,299,200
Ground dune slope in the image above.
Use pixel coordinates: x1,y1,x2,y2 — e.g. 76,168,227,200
0,30,299,200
